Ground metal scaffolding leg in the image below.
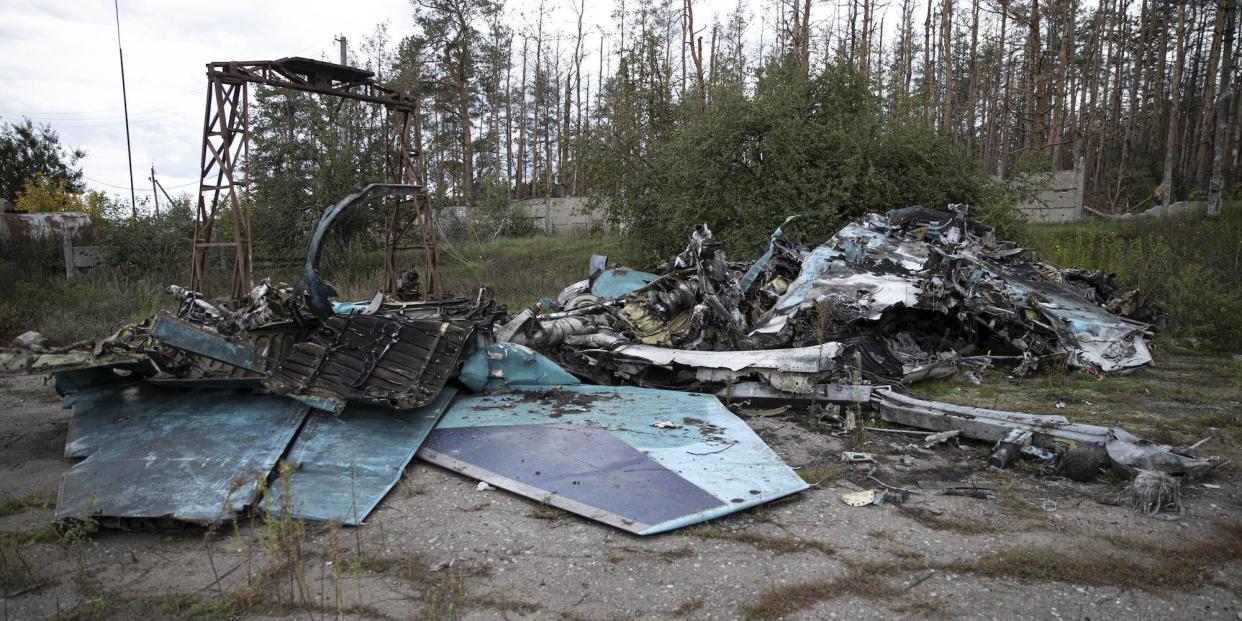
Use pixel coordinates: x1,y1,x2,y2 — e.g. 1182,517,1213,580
190,75,252,298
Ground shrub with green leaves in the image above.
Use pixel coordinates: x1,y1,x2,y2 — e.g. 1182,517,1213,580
584,60,1020,258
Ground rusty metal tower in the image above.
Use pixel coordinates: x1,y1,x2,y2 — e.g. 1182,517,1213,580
190,56,442,299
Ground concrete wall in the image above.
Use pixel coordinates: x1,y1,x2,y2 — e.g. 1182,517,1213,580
1013,157,1085,223
434,197,607,236
515,196,608,234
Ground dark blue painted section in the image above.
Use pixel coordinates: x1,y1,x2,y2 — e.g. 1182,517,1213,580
56,383,309,524
423,423,725,530
590,268,659,298
269,388,456,525
421,385,809,534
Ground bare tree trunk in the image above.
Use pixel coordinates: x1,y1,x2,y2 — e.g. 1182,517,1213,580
1050,0,1073,166
967,0,979,149
899,0,914,101
1018,0,1038,151
680,0,687,95
1162,3,1188,217
801,0,812,70
1198,2,1227,192
709,23,717,89
533,9,545,198
685,0,706,103
504,33,514,196
517,35,528,200
1120,0,1148,172
1229,76,1242,197
983,0,1003,167
1148,2,1169,156
449,5,475,206
874,18,885,80
570,0,584,195
860,0,873,77
990,0,1011,175
1091,0,1113,188
942,0,954,134
999,31,1015,177
1208,0,1238,217
1182,4,1208,183
924,0,935,114
572,0,584,195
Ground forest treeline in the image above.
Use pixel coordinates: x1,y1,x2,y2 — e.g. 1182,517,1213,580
243,0,1240,254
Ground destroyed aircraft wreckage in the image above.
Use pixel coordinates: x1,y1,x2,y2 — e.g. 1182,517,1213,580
0,189,1219,534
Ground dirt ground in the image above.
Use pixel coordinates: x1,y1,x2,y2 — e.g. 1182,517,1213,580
1,353,1240,620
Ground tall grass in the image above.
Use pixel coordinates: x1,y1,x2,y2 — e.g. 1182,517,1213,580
6,207,1239,350
0,239,175,344
1023,206,1242,349
0,231,645,345
318,232,647,310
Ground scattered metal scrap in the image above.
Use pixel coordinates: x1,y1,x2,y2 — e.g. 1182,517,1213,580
0,186,813,534
0,199,1218,534
507,206,1156,394
497,206,1212,486
872,388,1220,481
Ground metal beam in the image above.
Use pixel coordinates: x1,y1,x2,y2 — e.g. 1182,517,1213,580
191,57,440,299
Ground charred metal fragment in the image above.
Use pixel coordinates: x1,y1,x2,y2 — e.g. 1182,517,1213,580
296,183,425,318
872,388,1219,479
265,314,471,413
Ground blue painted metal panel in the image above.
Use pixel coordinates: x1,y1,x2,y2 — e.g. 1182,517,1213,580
53,366,145,411
332,301,368,314
590,268,659,298
56,384,309,524
268,388,456,525
419,385,809,534
457,343,580,392
738,216,797,294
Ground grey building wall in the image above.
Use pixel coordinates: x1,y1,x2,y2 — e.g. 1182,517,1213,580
515,197,609,234
1012,157,1085,223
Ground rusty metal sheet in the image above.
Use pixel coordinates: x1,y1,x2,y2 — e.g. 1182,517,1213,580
0,212,97,242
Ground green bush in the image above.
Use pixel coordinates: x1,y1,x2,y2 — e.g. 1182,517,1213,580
585,61,1020,258
100,201,197,282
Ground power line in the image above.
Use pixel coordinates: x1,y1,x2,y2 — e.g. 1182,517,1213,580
84,175,155,192
0,87,201,120
84,175,197,192
0,106,187,124
0,110,188,130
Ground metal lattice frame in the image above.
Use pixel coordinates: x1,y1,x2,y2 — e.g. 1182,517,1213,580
190,57,442,298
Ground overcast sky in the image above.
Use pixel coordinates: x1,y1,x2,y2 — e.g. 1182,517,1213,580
0,0,834,208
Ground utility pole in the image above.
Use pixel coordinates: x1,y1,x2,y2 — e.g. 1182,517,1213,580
150,165,159,215
149,168,175,209
336,36,348,65
113,0,137,219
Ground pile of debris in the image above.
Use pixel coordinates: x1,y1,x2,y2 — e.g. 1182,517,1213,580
502,205,1156,389
0,191,1218,534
